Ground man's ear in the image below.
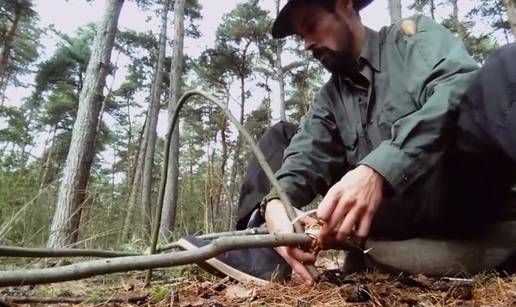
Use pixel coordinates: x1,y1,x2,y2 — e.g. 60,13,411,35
334,0,354,16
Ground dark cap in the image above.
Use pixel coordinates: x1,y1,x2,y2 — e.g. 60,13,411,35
271,0,373,39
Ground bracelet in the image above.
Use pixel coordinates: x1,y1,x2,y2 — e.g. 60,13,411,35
259,193,280,218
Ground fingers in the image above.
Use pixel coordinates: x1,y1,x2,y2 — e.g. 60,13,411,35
356,208,374,239
288,247,317,263
335,206,362,242
317,186,340,221
276,247,315,285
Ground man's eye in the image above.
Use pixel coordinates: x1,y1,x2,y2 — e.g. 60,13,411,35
308,21,318,32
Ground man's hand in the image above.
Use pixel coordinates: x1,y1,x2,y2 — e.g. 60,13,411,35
264,199,317,285
317,165,384,247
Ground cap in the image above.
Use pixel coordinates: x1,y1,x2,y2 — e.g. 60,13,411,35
271,0,373,39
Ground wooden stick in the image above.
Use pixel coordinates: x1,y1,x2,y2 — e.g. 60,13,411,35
0,246,139,258
157,228,268,252
0,234,312,287
0,294,149,304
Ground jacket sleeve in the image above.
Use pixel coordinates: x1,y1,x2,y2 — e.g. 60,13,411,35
267,84,348,208
360,15,479,193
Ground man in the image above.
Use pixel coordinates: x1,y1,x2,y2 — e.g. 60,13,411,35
180,0,516,285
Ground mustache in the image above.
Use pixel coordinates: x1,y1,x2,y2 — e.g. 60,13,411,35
312,47,334,60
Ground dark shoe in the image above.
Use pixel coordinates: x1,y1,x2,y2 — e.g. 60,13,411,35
177,236,291,284
365,221,516,276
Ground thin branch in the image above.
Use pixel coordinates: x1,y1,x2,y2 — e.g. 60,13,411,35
0,234,312,287
282,61,304,72
157,227,268,252
0,246,139,258
0,294,149,305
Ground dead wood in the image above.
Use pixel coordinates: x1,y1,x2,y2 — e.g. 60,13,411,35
0,233,312,287
0,293,149,304
0,245,139,258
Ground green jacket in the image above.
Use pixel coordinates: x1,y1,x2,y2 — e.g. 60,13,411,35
270,15,479,208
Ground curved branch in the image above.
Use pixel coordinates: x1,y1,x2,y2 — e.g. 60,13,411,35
149,90,319,282
0,234,312,287
0,246,139,258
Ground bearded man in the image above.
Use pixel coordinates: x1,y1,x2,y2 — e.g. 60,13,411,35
180,0,516,285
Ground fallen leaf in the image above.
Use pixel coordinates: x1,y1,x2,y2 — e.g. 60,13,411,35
224,284,256,300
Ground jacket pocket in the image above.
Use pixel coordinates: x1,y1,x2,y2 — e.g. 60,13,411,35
341,129,360,166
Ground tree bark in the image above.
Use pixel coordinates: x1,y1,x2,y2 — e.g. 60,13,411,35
275,0,287,122
47,0,125,248
160,0,186,240
141,0,169,242
388,0,402,23
503,0,516,40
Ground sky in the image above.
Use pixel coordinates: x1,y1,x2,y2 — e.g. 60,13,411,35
2,0,493,163
5,0,395,109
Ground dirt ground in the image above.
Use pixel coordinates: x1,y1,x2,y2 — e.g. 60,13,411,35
2,264,516,306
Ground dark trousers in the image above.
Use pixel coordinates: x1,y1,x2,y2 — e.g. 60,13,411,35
236,44,516,239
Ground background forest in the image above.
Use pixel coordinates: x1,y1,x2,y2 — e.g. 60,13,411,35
0,0,515,251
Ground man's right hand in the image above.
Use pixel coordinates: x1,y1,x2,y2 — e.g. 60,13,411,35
264,199,317,285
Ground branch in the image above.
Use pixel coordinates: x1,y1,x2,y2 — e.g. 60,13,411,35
157,227,268,252
0,246,139,258
0,294,149,305
149,90,319,283
282,61,304,72
0,234,312,287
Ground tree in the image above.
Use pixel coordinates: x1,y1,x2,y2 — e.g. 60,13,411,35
47,0,125,248
160,0,185,240
214,0,270,229
502,0,516,40
0,0,40,103
388,0,402,23
410,0,436,20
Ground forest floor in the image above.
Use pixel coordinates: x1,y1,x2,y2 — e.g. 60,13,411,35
2,256,516,306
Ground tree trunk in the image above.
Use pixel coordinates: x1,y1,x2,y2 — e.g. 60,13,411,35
451,0,465,40
160,0,185,240
0,2,22,95
430,0,436,20
141,0,169,242
47,0,125,248
388,0,402,24
503,0,516,40
121,117,147,241
227,75,246,231
275,0,287,122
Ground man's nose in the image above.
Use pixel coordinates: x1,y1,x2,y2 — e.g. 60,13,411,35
304,39,316,51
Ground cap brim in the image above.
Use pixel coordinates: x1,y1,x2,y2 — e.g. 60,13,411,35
271,0,301,39
271,0,374,39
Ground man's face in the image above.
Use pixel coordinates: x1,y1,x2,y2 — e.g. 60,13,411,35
290,3,359,76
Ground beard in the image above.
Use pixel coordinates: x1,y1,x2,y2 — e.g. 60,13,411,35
312,29,359,77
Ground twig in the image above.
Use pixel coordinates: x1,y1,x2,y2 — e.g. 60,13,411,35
157,228,268,252
0,234,312,286
0,245,139,258
0,294,149,304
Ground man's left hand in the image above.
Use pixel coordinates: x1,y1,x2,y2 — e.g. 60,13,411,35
317,165,384,246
